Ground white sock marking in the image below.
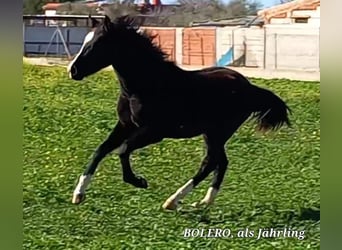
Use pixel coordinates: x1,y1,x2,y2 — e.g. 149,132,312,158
73,174,92,195
168,179,194,204
201,187,218,204
115,142,127,155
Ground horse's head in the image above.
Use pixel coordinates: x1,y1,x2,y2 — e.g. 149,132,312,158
67,15,139,80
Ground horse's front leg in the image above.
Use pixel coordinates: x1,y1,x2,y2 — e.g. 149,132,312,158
118,126,163,188
72,121,135,204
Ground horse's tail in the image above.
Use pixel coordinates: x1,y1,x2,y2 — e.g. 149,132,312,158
249,86,291,132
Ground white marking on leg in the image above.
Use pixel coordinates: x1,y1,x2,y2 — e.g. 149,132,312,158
72,174,92,203
200,187,218,205
115,142,127,155
67,31,95,76
162,179,194,210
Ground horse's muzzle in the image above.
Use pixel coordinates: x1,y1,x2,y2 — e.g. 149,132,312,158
69,65,83,80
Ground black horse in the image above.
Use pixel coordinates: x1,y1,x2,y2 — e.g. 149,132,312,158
67,15,291,210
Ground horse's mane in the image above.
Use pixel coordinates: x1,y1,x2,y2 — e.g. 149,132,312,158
114,16,171,63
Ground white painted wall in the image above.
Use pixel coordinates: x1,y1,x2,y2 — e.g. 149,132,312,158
215,24,319,71
244,27,265,67
216,26,264,67
264,25,319,71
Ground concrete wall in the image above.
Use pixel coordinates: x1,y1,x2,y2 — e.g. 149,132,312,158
23,23,320,72
244,27,265,67
215,24,319,71
263,24,319,71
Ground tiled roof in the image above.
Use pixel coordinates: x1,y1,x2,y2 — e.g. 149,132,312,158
191,16,264,27
258,0,320,22
42,2,100,10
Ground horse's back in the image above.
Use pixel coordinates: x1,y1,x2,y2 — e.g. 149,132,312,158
117,66,255,128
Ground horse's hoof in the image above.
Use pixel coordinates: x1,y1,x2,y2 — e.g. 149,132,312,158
191,201,200,208
134,176,148,188
191,200,210,208
124,175,148,188
162,199,178,210
72,193,86,205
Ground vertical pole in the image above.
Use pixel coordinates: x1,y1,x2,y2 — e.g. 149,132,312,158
200,36,204,66
274,33,277,70
187,30,190,65
232,29,235,63
318,27,320,70
66,29,70,59
213,28,216,66
263,27,266,69
243,28,247,67
56,27,59,56
23,21,26,56
58,28,71,59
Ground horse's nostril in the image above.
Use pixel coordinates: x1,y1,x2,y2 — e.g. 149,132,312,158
71,65,78,76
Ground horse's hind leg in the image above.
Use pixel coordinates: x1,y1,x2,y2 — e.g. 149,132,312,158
192,148,227,207
72,121,135,204
162,135,221,210
194,115,249,207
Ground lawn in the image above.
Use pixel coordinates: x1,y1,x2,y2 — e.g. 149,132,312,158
23,63,320,249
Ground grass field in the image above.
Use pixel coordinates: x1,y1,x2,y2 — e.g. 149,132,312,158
23,64,320,249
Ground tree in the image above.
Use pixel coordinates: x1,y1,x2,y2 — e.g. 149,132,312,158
23,0,79,14
100,2,140,18
166,0,263,26
56,2,99,15
23,0,48,14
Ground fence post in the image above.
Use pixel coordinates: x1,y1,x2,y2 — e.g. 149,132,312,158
274,33,278,70
263,27,266,69
67,29,70,58
232,28,235,63
56,28,59,56
23,21,26,56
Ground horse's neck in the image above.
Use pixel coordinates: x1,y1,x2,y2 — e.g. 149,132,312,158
112,61,182,95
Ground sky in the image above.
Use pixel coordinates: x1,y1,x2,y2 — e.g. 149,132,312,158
159,0,280,8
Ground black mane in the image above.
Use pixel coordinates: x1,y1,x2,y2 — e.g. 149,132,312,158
114,16,171,63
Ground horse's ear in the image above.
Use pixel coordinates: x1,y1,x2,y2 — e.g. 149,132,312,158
103,15,112,31
120,15,143,28
88,14,99,28
131,16,145,28
114,14,130,25
104,15,111,23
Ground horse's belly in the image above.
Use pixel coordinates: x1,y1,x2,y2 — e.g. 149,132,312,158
163,124,204,138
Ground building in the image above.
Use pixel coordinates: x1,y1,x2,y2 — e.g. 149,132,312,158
257,0,320,26
42,0,165,16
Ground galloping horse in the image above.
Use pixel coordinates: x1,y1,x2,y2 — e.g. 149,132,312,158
67,15,290,210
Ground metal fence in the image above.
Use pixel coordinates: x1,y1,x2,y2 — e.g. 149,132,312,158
23,25,90,58
23,15,99,58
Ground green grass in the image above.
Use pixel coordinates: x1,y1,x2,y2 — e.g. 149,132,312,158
23,64,320,249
